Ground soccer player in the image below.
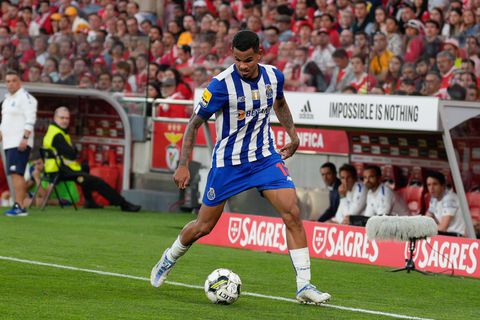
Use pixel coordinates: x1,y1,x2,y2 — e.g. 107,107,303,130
150,30,331,304
317,162,341,222
425,171,466,236
363,165,409,217
0,70,37,216
333,164,368,224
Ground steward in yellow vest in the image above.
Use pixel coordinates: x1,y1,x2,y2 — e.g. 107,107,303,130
43,107,141,212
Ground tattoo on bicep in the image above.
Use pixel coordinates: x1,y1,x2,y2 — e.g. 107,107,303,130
274,97,294,130
179,115,204,166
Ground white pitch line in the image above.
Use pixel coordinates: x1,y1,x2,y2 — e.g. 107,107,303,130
0,255,434,320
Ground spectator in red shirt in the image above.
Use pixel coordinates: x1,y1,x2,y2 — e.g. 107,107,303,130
404,19,425,63
157,77,190,118
36,1,53,34
97,71,112,91
337,10,354,33
339,29,355,57
383,55,403,94
421,71,448,98
318,13,340,48
436,50,456,89
111,73,128,93
164,67,193,100
295,21,313,48
262,26,281,65
350,54,376,94
352,31,370,58
27,64,42,83
149,26,163,42
326,48,355,93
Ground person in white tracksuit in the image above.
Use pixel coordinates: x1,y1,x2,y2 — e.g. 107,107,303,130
330,163,367,224
0,70,37,216
425,171,466,236
363,165,409,217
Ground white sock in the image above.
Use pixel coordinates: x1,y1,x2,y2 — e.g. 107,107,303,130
166,236,190,261
289,247,311,291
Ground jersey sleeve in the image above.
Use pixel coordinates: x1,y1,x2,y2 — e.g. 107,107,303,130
23,91,37,132
441,193,459,216
194,79,228,120
350,183,367,216
272,67,285,99
376,186,394,215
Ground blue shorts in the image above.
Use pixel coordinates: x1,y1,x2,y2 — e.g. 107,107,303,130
202,153,295,206
4,147,31,175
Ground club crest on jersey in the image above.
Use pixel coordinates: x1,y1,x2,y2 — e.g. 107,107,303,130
237,96,245,103
199,89,212,108
207,187,216,201
237,110,245,120
265,85,273,99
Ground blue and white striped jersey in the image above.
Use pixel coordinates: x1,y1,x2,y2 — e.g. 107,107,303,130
195,63,285,168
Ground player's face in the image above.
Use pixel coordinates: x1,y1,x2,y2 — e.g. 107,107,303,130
5,74,21,94
321,167,336,186
426,177,445,199
339,170,355,192
55,110,71,129
363,169,380,190
233,47,262,79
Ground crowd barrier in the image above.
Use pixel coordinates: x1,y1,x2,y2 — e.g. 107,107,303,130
198,212,480,278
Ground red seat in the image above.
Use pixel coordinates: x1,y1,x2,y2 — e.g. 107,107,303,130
399,186,425,215
467,191,480,222
90,166,120,206
382,165,402,190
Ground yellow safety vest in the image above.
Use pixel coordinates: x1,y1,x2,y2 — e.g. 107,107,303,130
43,124,82,173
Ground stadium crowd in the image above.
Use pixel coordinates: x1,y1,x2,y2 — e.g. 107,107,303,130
1,0,480,113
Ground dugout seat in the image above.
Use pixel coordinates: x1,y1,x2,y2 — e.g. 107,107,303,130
467,191,480,222
381,165,402,190
29,148,78,211
89,165,120,206
398,185,425,215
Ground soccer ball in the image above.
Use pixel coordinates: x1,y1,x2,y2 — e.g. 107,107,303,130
204,268,242,305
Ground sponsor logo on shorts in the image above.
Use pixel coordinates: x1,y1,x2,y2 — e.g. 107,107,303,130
207,187,216,201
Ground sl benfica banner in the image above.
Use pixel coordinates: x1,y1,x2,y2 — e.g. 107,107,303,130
198,213,480,278
152,121,349,170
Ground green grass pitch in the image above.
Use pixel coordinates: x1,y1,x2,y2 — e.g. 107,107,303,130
0,208,478,320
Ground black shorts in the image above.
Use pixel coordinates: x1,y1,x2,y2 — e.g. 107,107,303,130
4,147,31,175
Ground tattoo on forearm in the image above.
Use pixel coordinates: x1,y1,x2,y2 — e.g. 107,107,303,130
179,115,204,166
274,97,297,138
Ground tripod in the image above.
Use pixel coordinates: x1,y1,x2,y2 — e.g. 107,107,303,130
391,238,428,275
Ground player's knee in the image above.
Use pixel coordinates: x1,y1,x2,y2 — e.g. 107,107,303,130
195,221,215,238
282,205,302,226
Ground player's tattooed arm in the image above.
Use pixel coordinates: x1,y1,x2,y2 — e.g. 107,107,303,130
273,96,299,159
178,114,205,166
174,114,205,189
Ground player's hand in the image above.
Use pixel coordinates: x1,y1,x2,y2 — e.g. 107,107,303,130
18,138,28,151
342,215,350,225
173,165,190,189
279,136,299,160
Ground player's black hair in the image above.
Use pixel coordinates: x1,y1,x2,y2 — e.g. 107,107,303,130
425,171,446,186
321,162,337,174
364,165,382,177
232,30,260,52
339,164,357,180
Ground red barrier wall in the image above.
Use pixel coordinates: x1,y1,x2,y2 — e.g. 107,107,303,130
198,213,480,278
